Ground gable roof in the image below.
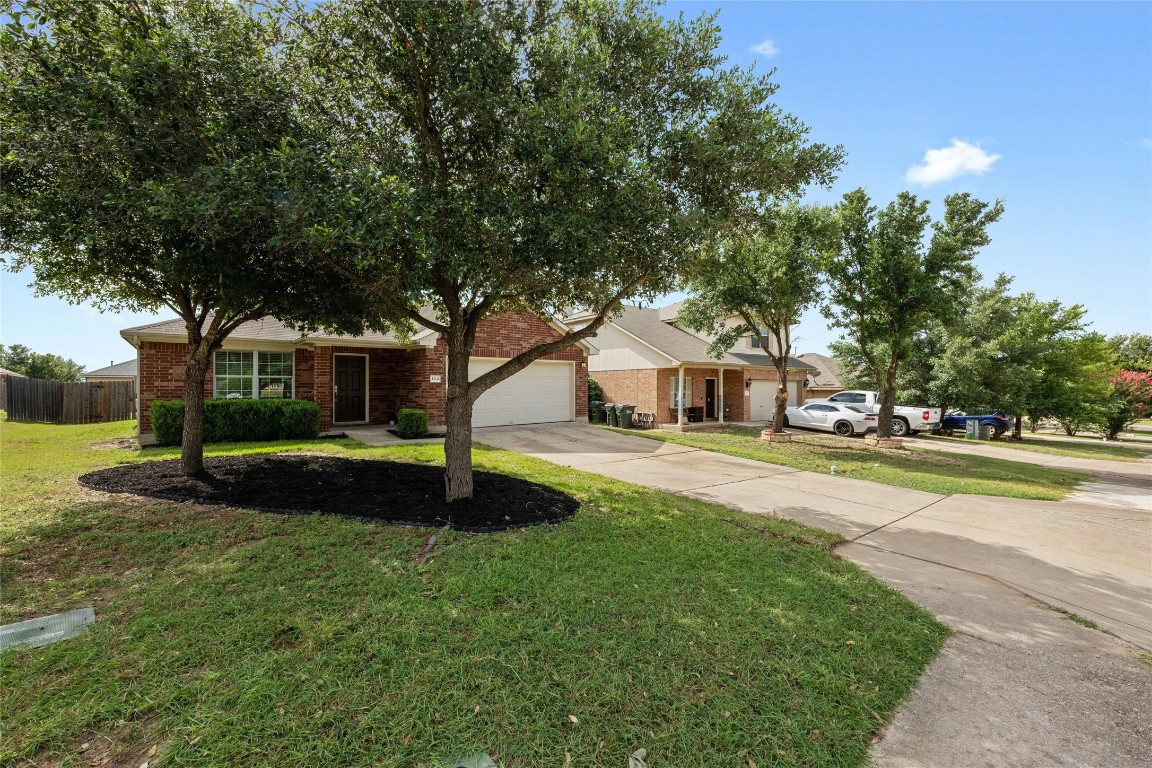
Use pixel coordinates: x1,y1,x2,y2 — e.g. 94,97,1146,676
120,315,439,348
84,359,137,378
796,353,842,388
606,305,815,370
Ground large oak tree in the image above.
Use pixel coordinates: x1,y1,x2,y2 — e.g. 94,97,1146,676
281,0,842,500
823,189,1003,438
1,0,375,472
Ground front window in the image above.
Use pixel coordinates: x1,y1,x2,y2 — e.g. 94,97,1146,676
669,376,692,408
214,350,294,399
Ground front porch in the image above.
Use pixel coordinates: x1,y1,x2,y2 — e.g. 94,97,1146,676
313,344,445,432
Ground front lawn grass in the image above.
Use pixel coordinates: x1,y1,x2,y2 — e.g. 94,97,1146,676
2,419,944,768
611,426,1088,500
919,433,1152,463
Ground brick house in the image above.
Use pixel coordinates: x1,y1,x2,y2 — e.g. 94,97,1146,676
121,311,593,443
568,303,815,426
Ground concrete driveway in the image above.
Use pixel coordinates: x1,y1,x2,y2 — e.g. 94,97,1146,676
474,422,1152,767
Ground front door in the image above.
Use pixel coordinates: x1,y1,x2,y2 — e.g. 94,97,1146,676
334,355,366,423
705,378,717,419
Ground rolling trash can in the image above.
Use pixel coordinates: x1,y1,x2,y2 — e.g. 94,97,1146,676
590,400,604,423
965,418,980,440
604,403,618,427
978,423,992,441
617,404,636,429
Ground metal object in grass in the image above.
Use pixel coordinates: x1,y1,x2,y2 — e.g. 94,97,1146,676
1,607,95,651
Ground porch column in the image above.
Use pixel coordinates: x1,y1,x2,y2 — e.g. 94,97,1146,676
678,365,686,424
718,368,724,424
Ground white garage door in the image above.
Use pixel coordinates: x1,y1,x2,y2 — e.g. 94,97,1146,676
749,379,803,420
469,359,574,428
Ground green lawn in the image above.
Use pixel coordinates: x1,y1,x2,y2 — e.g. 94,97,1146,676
611,426,1089,500
919,433,1152,463
1,419,944,768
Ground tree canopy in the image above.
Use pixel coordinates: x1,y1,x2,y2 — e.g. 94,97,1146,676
1,0,376,471
823,188,1003,437
280,0,843,498
0,343,84,381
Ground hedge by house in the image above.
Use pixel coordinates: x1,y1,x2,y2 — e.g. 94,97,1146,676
150,399,322,445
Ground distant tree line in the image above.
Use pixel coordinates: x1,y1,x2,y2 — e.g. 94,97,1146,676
0,343,84,381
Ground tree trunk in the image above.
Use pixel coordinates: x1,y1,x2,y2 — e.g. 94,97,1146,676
1013,414,1023,440
443,340,476,502
180,346,211,475
772,363,789,434
877,367,898,439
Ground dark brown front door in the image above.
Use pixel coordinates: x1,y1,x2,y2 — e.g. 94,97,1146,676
705,378,717,419
334,355,366,423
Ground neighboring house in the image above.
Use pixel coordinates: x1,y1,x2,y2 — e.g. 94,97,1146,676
82,359,138,383
796,353,842,401
121,312,593,443
570,304,815,425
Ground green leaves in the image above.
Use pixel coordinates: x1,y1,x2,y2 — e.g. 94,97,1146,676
824,188,1003,399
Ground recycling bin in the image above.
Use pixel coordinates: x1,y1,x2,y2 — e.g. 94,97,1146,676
604,403,618,427
965,418,980,440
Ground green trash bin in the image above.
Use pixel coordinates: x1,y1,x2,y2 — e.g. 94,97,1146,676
978,423,992,441
590,400,604,423
617,404,636,429
604,403,618,427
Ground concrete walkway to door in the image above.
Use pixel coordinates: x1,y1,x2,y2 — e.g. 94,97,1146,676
473,422,1152,768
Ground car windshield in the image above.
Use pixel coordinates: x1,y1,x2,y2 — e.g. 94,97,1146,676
844,405,868,414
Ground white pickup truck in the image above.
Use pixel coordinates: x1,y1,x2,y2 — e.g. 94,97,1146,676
805,390,941,437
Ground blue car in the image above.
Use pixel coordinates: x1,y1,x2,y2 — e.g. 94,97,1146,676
938,410,1013,436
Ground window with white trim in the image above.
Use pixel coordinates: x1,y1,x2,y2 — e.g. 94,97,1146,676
669,376,692,408
213,350,294,399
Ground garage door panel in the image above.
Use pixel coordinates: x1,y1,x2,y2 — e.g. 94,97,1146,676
749,380,775,421
470,359,574,428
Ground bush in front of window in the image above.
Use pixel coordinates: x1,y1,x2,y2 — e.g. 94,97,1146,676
149,399,321,445
396,408,429,439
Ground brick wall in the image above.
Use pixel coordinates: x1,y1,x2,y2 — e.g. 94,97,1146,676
591,365,806,423
137,341,209,434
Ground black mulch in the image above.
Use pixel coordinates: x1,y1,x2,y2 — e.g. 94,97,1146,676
78,455,579,532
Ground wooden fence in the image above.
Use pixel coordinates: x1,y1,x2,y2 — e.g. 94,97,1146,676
4,377,136,424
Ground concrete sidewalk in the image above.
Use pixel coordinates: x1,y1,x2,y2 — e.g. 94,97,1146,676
473,422,1152,767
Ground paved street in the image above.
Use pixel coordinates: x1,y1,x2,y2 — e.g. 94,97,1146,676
472,422,1152,768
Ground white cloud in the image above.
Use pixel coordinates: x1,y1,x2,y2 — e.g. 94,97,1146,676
750,38,780,57
1141,138,1152,149
905,139,1001,185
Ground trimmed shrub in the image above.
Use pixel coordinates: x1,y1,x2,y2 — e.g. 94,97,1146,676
149,398,322,445
396,408,429,439
150,400,186,445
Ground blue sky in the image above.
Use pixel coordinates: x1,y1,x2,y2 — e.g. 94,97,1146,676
2,0,1150,369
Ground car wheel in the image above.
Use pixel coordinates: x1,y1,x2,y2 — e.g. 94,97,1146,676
833,420,853,437
782,415,789,428
890,417,910,437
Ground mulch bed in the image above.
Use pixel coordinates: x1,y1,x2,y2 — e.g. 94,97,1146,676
78,455,578,532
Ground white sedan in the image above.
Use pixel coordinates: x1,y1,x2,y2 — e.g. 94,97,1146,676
774,402,879,436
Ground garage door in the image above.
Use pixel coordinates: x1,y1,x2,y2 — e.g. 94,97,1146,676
749,379,803,420
469,359,574,428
